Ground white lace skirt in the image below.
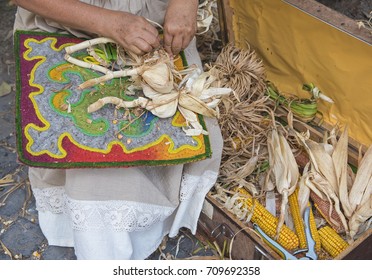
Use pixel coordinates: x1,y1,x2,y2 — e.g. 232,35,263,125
15,0,223,259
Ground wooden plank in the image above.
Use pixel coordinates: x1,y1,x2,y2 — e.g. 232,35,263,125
336,229,372,260
197,194,283,260
283,0,372,45
216,0,235,45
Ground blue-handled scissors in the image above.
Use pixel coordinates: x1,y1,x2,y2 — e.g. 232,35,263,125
254,206,318,260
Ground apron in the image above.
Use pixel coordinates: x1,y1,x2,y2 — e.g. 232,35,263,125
14,0,223,259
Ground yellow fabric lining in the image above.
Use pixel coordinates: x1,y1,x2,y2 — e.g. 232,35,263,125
229,0,372,146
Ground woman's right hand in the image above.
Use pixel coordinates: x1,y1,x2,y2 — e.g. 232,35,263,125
100,11,160,55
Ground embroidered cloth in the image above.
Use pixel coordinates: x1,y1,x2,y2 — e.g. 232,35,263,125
15,31,211,168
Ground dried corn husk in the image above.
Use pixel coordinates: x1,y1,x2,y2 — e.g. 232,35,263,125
292,126,350,234
267,126,299,238
306,139,338,195
142,62,174,93
144,90,179,118
229,150,260,196
196,0,214,35
178,106,208,136
347,146,372,239
349,197,372,239
297,162,311,216
348,146,372,211
332,127,353,218
207,43,266,101
178,92,216,118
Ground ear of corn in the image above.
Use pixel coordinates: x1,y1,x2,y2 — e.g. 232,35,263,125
311,191,345,233
332,127,353,219
267,128,299,239
297,163,311,217
289,187,307,249
308,203,321,253
289,187,321,253
318,225,349,258
234,187,299,251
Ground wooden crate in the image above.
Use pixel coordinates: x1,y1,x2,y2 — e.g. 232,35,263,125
197,194,282,260
196,0,372,260
197,193,372,260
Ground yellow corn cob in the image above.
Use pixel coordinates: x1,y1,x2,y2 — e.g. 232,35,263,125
289,188,321,252
234,187,299,251
289,188,307,249
308,204,321,253
318,225,349,258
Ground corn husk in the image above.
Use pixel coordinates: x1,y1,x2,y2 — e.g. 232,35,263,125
208,43,266,101
306,139,338,195
196,0,214,35
178,93,216,118
332,127,353,218
142,62,174,94
297,162,311,216
178,106,208,136
349,197,372,239
348,146,372,211
347,146,372,239
267,127,299,238
144,91,179,118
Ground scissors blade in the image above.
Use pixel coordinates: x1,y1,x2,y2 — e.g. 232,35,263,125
253,224,297,260
303,206,318,260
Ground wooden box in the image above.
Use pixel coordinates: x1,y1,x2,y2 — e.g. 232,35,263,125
197,193,372,260
196,0,372,260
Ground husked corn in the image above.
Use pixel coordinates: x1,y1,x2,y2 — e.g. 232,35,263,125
318,225,348,258
289,188,307,249
235,187,299,251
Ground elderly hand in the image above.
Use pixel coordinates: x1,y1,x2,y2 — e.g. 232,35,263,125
103,11,161,55
163,0,198,56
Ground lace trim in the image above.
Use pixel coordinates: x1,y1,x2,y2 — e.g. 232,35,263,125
32,187,174,232
180,170,218,201
33,187,65,213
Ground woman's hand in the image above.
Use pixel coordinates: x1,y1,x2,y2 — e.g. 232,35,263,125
101,11,160,55
13,0,160,55
163,0,198,56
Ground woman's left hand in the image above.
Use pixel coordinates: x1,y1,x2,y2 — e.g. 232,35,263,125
163,0,198,56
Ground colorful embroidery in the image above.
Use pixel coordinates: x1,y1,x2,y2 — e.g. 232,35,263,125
15,31,211,168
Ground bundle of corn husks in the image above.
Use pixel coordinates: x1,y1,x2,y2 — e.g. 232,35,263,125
204,43,277,197
266,81,334,123
291,124,372,242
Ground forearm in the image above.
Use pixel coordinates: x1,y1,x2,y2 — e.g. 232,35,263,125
13,0,109,35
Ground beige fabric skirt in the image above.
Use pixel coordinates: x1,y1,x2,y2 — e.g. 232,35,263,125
14,0,223,259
